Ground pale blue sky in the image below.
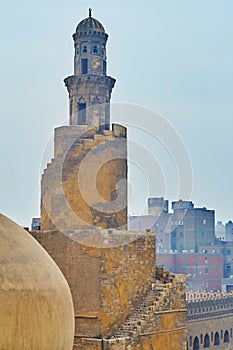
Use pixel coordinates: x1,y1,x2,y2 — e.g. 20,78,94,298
1,0,233,226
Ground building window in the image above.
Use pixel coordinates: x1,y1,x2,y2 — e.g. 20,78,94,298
205,268,208,274
202,231,205,238
204,334,210,348
214,332,220,346
81,59,88,74
77,103,86,124
224,330,230,343
103,60,106,75
70,100,73,116
70,100,73,124
189,336,192,347
92,45,98,54
203,219,206,224
193,337,199,350
83,46,87,53
104,104,110,130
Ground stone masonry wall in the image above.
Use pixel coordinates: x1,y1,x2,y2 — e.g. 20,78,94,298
74,270,187,350
41,124,127,231
187,292,233,349
187,316,233,350
31,230,156,339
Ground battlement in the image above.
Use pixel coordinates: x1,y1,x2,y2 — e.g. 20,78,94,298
186,290,233,301
186,291,233,322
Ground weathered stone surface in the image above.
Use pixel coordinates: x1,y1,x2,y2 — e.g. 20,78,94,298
187,316,233,350
32,230,156,338
32,227,187,349
187,293,233,349
41,126,127,231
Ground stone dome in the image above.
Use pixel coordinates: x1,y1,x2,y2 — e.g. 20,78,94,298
0,213,74,350
76,9,105,33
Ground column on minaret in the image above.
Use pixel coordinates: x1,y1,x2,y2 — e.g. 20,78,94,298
64,9,115,130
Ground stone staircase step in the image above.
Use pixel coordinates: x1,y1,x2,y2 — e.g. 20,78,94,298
111,279,171,339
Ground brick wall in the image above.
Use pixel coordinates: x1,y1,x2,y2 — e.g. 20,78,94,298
157,253,223,292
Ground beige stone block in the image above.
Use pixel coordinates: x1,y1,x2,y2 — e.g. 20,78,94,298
94,134,106,141
103,130,113,136
83,139,95,149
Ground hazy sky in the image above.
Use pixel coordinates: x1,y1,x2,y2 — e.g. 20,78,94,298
1,0,233,226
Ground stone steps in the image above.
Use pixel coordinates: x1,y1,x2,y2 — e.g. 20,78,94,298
113,281,170,339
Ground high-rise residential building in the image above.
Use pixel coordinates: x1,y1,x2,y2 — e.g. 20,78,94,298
171,200,215,253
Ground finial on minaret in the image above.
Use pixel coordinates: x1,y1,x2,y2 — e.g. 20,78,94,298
89,8,92,17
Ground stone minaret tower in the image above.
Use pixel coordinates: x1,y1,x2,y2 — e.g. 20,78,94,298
64,8,115,130
40,10,127,231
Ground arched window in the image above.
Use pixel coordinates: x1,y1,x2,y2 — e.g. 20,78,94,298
92,45,98,54
189,336,193,347
214,332,220,345
224,330,229,343
200,334,203,344
81,59,88,74
193,337,199,350
77,102,86,124
204,334,210,348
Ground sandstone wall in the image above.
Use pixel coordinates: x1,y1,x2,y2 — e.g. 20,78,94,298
32,230,156,338
187,316,233,350
73,271,187,350
187,294,233,350
41,124,127,231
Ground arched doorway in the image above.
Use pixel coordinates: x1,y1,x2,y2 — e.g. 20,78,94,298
214,332,220,346
193,336,199,350
224,330,230,343
204,334,210,348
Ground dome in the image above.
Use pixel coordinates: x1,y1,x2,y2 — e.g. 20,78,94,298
0,213,74,349
76,8,105,33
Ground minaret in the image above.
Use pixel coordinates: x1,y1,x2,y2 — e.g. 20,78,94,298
64,9,115,130
40,10,127,232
